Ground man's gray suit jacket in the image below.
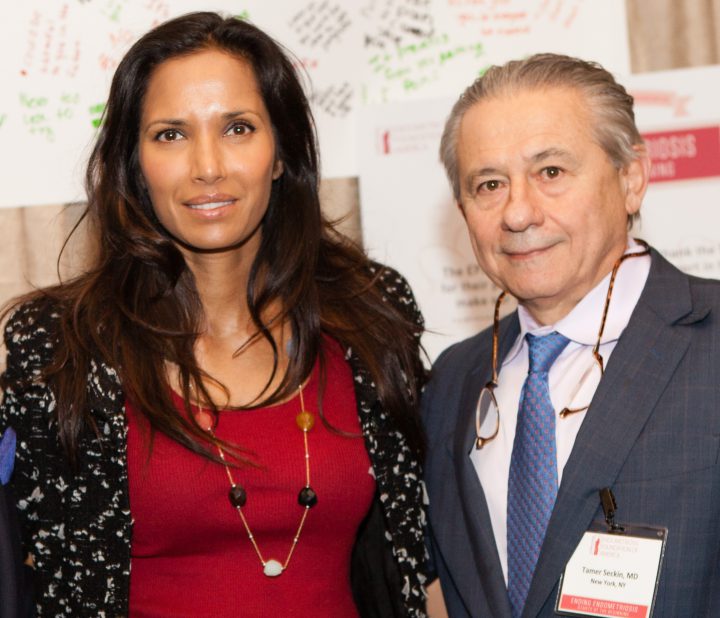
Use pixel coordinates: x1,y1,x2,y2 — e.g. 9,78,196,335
422,249,720,617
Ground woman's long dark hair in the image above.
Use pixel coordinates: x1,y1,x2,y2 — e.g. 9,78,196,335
4,12,425,465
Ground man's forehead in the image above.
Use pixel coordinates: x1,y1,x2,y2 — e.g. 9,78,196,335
457,130,585,172
456,88,595,167
459,86,590,133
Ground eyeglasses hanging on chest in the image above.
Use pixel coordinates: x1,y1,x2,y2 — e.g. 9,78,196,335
475,241,651,450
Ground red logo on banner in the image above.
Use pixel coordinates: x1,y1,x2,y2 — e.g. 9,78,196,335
642,126,720,183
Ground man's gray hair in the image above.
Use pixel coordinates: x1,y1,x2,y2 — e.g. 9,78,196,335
439,53,644,201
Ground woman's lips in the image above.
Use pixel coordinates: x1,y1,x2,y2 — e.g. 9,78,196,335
187,200,235,211
183,194,237,212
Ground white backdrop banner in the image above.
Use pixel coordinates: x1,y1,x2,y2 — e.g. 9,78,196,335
0,0,628,208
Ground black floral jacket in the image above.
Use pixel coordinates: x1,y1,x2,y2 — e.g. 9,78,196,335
0,267,429,617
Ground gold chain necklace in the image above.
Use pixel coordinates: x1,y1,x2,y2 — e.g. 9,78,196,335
194,384,317,577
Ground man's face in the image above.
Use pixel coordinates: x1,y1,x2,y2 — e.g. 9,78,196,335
456,86,647,324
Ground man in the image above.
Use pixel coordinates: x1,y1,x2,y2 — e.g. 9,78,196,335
423,53,720,618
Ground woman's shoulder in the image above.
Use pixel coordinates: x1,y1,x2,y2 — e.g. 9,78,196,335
367,260,413,295
4,294,62,339
3,294,63,366
366,261,423,329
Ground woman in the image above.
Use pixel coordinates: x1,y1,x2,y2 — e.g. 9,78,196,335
0,12,429,617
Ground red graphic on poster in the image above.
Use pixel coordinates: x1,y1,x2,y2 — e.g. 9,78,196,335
642,126,720,183
375,122,444,156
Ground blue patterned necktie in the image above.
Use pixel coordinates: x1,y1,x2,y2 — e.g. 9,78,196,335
507,331,570,618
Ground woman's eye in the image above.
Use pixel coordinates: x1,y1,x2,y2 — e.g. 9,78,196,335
156,129,183,142
226,122,254,137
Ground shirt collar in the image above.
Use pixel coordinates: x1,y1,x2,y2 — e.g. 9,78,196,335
502,237,652,366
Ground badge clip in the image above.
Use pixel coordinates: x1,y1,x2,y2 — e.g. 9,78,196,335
599,487,624,533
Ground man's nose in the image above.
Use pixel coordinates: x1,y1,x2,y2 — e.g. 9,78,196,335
501,179,544,232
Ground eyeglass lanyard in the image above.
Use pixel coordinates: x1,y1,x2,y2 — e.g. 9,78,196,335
476,239,651,448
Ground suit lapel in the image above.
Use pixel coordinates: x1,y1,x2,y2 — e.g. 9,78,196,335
522,251,702,617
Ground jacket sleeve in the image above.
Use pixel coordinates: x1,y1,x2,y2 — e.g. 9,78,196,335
373,262,428,390
349,263,430,617
0,300,69,604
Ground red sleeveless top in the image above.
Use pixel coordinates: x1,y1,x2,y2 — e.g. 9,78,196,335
126,339,376,617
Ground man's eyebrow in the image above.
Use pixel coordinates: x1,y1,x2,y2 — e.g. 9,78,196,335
460,147,580,192
466,166,503,179
463,167,503,193
527,147,576,163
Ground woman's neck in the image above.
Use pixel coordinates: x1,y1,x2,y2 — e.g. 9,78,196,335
179,246,291,407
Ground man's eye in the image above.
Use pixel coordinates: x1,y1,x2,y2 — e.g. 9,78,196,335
542,166,562,178
480,179,501,192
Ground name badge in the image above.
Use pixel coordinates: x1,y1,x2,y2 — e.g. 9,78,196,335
555,489,667,618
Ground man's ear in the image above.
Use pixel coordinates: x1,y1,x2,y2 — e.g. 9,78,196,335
622,144,651,217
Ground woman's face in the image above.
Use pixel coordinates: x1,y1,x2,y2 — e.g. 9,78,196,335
138,49,283,255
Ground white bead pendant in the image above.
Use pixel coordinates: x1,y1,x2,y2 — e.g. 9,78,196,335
263,559,284,577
